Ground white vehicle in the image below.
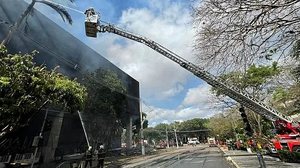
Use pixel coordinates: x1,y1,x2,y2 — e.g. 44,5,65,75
208,137,217,147
188,138,199,145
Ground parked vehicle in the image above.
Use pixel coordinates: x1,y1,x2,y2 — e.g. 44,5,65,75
208,137,217,147
188,138,199,145
155,141,167,149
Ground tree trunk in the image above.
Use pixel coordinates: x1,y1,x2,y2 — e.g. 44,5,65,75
1,0,36,46
247,109,262,136
256,114,262,136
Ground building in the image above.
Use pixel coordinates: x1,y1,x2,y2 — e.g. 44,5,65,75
0,0,139,166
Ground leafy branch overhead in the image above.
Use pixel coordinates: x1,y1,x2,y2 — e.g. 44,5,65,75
0,46,87,137
212,62,280,96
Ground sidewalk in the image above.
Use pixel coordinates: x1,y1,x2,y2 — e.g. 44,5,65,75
219,146,300,168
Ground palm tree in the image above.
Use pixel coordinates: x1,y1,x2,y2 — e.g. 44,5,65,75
1,0,74,46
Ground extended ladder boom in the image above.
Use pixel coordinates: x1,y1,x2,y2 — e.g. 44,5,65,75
84,11,293,123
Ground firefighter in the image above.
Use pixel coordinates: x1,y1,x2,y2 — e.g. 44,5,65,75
84,146,93,168
95,143,106,168
84,7,96,17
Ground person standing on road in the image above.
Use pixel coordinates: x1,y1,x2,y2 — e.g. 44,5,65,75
84,146,93,168
95,143,106,168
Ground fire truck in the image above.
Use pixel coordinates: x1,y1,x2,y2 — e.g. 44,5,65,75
84,8,300,153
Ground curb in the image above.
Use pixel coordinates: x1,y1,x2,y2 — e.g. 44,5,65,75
226,156,240,168
263,155,281,162
218,147,240,168
224,153,257,157
218,147,282,167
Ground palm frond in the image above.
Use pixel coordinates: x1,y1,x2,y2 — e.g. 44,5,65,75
37,0,73,24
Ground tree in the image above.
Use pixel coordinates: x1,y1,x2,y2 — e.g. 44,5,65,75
212,63,280,136
177,118,208,131
193,0,300,72
207,112,242,140
0,46,87,139
143,128,164,145
271,52,300,115
1,0,74,46
138,122,166,146
272,84,300,115
175,118,209,140
154,123,169,131
81,68,127,147
133,112,148,134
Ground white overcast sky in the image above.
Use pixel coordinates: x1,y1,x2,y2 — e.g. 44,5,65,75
32,0,225,126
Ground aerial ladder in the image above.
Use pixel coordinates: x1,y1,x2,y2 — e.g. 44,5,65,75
84,8,300,152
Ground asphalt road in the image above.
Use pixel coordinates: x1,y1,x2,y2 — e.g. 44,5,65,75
140,145,233,168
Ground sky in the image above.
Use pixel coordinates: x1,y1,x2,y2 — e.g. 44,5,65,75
32,0,225,126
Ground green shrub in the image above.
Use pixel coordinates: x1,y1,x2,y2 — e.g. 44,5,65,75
278,150,300,162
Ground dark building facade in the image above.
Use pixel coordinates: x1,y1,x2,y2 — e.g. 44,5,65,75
0,0,139,166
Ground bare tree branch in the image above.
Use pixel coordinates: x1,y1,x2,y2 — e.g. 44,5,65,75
193,0,300,73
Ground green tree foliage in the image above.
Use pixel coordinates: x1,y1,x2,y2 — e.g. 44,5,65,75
207,114,235,140
272,85,300,115
143,124,167,144
212,63,280,136
142,113,149,129
175,118,209,138
154,123,169,131
291,40,300,61
81,69,127,146
213,62,280,98
177,118,208,131
291,51,300,82
144,119,210,144
218,62,280,90
83,69,126,122
244,62,281,88
273,87,289,99
273,47,300,114
207,111,244,140
143,127,164,144
133,112,148,135
0,47,87,137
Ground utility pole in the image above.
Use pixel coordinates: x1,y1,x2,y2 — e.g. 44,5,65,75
165,126,169,148
140,107,145,155
174,126,179,149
